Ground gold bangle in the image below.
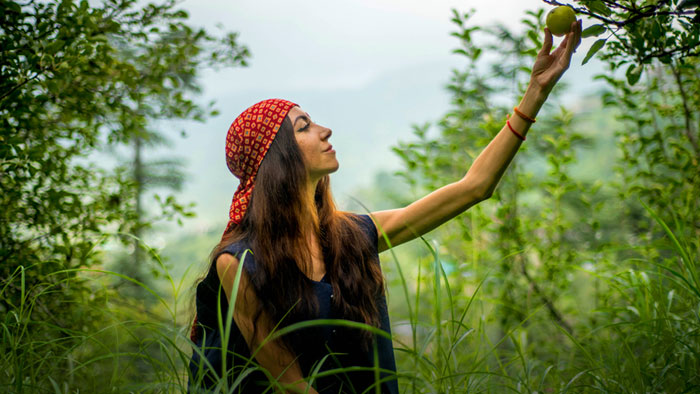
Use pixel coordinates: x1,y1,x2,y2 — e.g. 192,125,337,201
513,106,536,123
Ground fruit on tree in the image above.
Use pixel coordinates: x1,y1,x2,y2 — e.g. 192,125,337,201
546,6,576,37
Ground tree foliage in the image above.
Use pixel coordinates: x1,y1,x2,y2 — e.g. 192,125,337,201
0,0,248,389
385,6,699,391
393,6,595,355
543,0,700,84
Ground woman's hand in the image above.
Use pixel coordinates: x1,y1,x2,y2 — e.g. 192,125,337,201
530,20,583,98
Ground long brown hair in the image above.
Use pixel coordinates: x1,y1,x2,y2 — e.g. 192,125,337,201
208,115,384,349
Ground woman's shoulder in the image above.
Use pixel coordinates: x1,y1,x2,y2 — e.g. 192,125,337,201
207,239,256,279
215,252,242,284
217,239,254,261
345,212,378,250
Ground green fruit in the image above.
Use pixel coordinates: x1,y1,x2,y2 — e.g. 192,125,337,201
546,6,576,37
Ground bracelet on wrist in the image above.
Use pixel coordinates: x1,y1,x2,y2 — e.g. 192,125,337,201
506,115,526,141
513,106,536,123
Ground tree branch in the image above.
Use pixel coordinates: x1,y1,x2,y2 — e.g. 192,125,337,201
541,0,694,27
542,0,620,24
0,72,42,102
669,61,700,156
519,254,574,334
640,44,700,64
601,0,633,12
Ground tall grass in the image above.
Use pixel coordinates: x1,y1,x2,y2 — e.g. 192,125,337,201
1,203,698,392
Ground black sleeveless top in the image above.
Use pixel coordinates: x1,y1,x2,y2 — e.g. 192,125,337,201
188,214,399,393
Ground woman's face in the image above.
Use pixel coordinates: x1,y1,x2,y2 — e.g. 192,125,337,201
288,106,339,181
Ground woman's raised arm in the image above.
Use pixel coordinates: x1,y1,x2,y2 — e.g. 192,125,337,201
371,21,582,253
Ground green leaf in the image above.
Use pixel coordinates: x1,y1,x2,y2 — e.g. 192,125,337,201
473,48,482,60
582,39,606,65
527,30,539,44
626,64,643,85
47,40,66,55
677,0,700,10
8,2,22,13
91,34,108,43
651,20,662,38
581,24,606,38
585,0,612,16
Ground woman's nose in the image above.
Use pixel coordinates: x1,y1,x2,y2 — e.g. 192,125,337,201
321,127,332,140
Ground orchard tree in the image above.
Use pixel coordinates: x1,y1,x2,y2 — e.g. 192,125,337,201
543,0,700,84
545,0,700,245
540,1,698,290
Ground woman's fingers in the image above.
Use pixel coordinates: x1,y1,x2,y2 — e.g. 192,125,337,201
551,20,582,60
575,19,582,49
531,20,582,87
552,34,570,58
567,20,582,54
539,27,553,57
560,20,582,68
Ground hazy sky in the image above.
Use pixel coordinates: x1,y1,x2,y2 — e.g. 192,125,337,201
184,0,537,92
161,0,605,234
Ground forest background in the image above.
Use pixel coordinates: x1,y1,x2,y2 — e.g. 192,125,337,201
1,0,699,392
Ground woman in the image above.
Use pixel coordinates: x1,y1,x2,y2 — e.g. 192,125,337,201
189,21,582,393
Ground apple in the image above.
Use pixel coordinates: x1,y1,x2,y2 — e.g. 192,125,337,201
546,6,576,37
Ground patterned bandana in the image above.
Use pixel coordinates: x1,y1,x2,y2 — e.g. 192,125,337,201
224,98,298,235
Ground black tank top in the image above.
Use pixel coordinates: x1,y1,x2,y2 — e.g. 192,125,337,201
188,214,399,393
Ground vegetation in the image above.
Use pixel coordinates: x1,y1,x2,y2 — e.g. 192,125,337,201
383,7,699,392
1,0,698,392
1,0,248,390
545,0,700,76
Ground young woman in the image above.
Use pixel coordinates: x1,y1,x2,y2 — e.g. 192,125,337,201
188,21,582,394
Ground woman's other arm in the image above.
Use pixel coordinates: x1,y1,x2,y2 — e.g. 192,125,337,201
216,254,318,394
372,21,582,253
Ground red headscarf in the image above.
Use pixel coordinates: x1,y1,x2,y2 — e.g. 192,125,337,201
191,98,298,342
223,98,298,234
